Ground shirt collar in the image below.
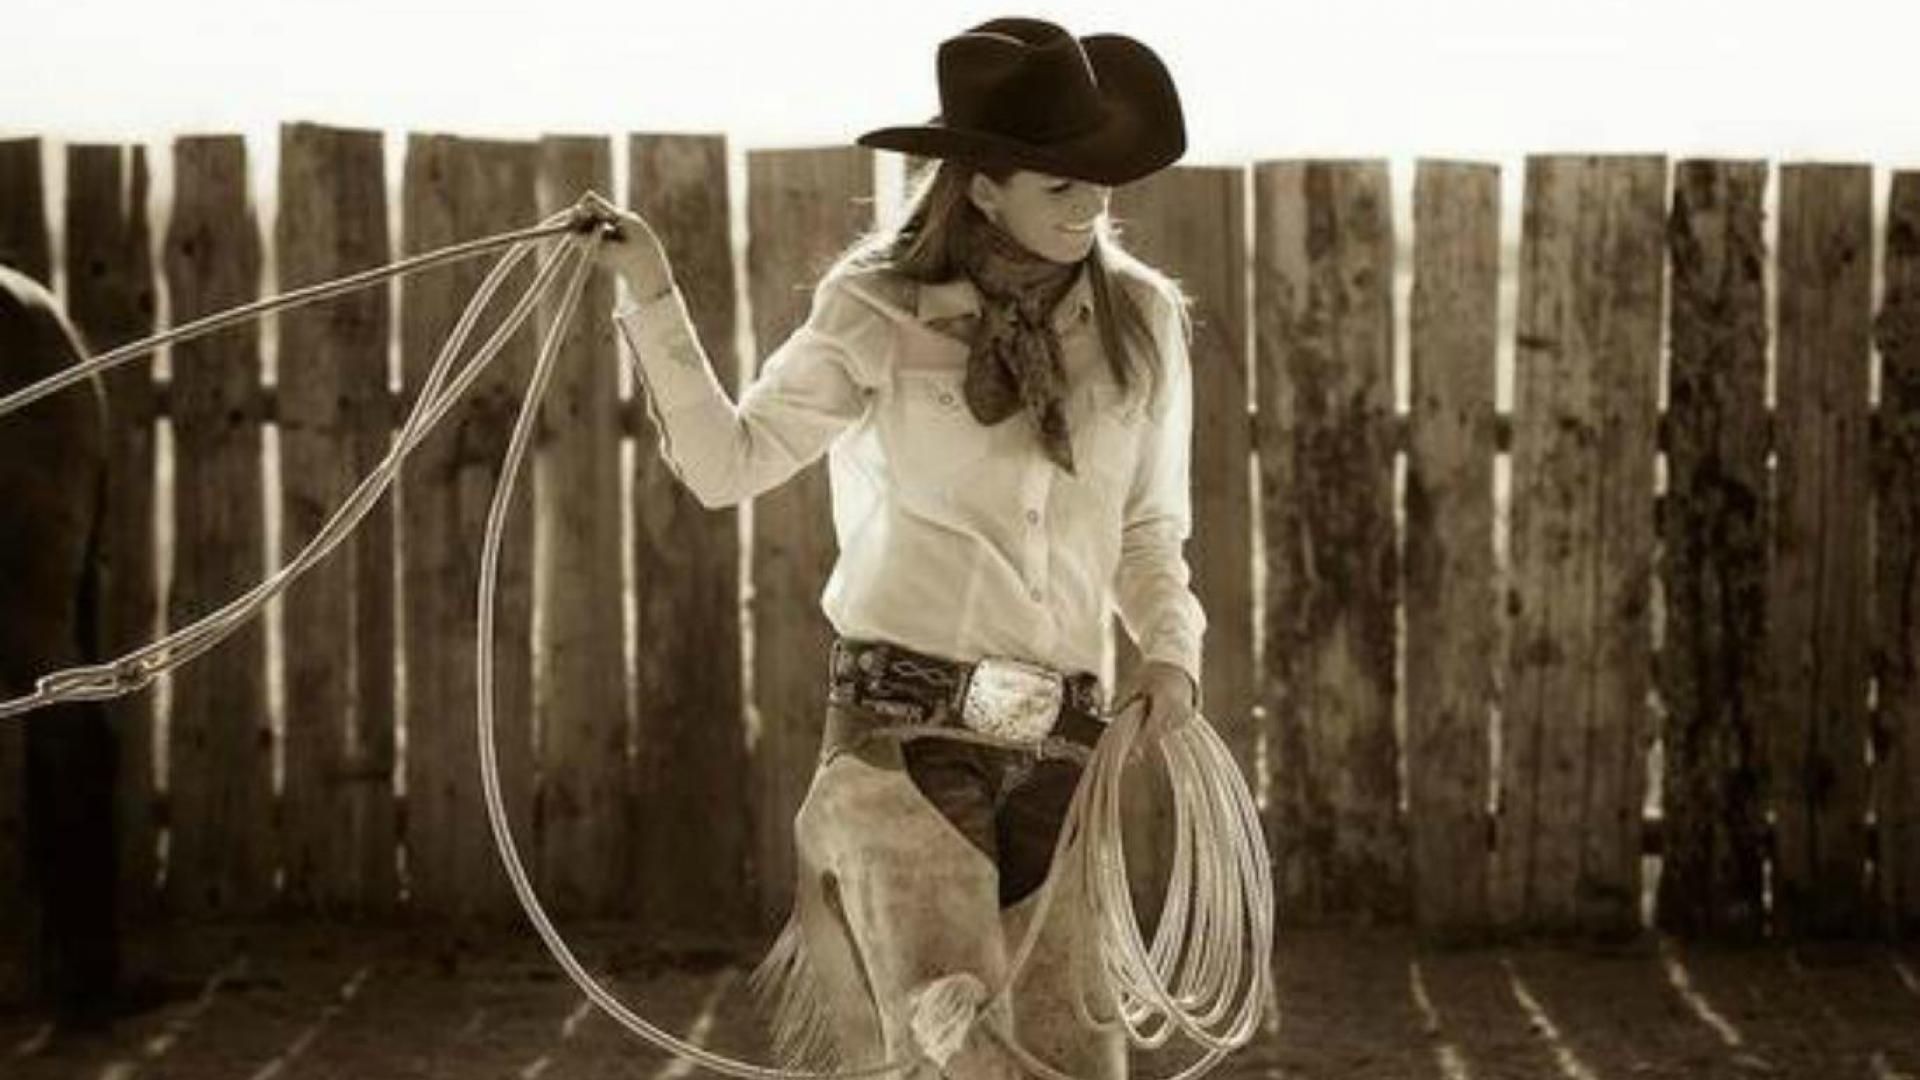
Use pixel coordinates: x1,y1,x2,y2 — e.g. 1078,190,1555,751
915,264,1096,334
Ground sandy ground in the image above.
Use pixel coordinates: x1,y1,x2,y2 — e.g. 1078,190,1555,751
3,923,1918,1079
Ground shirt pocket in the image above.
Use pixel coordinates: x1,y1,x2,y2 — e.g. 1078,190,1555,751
1071,379,1143,497
883,369,994,502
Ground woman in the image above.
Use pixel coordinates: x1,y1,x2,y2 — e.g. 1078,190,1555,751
589,17,1204,1079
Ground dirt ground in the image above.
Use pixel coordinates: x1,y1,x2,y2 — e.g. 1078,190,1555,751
3,923,1917,1080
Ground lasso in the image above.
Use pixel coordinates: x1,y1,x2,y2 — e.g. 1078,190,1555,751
0,194,1273,1080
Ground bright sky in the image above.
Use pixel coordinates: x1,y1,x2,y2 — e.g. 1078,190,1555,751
4,0,1918,166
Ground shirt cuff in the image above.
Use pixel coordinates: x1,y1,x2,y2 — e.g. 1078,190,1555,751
612,285,726,415
1141,636,1203,705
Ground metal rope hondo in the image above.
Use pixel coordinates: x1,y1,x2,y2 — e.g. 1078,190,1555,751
0,194,1274,1080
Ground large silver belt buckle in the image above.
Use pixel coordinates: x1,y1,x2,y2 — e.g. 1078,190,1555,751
960,657,1063,745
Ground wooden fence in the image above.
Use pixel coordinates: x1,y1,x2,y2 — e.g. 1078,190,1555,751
0,127,1916,950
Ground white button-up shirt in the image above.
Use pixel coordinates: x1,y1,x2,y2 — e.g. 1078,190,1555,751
612,261,1206,686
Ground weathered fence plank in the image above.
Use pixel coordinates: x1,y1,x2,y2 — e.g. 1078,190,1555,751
1768,164,1874,938
1498,155,1664,936
0,138,49,283
1876,170,1920,938
629,133,750,945
532,135,627,918
746,146,871,930
400,135,539,921
1405,160,1500,938
277,122,396,915
1254,160,1403,921
1657,159,1770,939
164,135,272,916
64,143,160,922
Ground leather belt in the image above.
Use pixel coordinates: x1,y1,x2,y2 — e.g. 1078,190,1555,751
826,638,1106,755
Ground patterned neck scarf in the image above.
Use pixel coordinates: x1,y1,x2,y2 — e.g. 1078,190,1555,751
954,217,1084,474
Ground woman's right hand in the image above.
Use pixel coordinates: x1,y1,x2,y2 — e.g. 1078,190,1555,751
577,191,675,304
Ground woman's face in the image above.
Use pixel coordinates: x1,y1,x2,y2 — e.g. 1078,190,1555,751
968,169,1113,264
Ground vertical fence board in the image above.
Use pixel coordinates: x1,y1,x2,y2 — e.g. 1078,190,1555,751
1110,166,1253,923
747,146,872,930
64,143,160,923
1657,160,1770,938
0,138,50,283
1254,160,1403,921
400,135,539,921
1769,164,1874,937
1876,171,1920,936
0,140,50,987
1499,155,1664,935
1406,160,1500,937
630,133,750,945
277,123,395,915
532,135,627,918
163,135,272,916
1581,160,1663,936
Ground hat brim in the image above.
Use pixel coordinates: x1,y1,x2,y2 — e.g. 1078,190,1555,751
855,34,1185,186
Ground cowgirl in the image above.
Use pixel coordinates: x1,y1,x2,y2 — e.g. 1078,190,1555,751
589,17,1204,1079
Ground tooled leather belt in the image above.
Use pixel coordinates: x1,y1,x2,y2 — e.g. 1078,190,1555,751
827,637,1107,760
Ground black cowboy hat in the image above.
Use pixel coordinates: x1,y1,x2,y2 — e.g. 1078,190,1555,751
855,17,1186,186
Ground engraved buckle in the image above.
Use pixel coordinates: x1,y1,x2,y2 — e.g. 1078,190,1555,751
960,657,1064,745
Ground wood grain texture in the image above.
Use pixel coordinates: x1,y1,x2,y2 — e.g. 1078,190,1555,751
1497,155,1664,937
400,134,539,922
163,134,272,917
1254,160,1404,922
276,123,396,915
1656,160,1769,939
0,138,49,283
1768,164,1874,938
629,133,750,946
1405,160,1500,938
1874,170,1920,937
746,146,871,931
532,135,627,918
64,142,160,923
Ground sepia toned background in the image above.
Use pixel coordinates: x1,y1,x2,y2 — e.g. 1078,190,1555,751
3,1,1919,1076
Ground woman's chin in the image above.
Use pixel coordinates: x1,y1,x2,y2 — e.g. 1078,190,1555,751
1044,232,1096,264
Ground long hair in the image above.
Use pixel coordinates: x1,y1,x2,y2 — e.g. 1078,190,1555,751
832,158,1185,403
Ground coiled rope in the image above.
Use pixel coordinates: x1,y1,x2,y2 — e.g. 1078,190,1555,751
0,197,1273,1080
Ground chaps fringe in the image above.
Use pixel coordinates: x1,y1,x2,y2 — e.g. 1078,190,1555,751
748,910,843,1072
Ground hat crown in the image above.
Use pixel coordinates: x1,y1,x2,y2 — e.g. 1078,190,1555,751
936,18,1107,145
855,16,1186,187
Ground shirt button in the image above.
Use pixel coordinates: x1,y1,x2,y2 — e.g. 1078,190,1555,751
1029,586,1044,603
1025,509,1041,526
937,391,955,406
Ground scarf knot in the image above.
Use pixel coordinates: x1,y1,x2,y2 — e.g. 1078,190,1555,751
954,218,1083,474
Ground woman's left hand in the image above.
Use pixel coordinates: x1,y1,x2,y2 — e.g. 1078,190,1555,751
1115,659,1199,744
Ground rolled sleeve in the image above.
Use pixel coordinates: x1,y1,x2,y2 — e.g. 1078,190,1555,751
613,276,876,509
1112,286,1207,687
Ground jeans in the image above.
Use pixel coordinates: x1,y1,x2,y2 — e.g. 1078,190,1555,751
821,704,1093,908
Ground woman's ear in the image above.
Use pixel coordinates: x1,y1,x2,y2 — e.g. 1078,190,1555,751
967,173,1001,225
